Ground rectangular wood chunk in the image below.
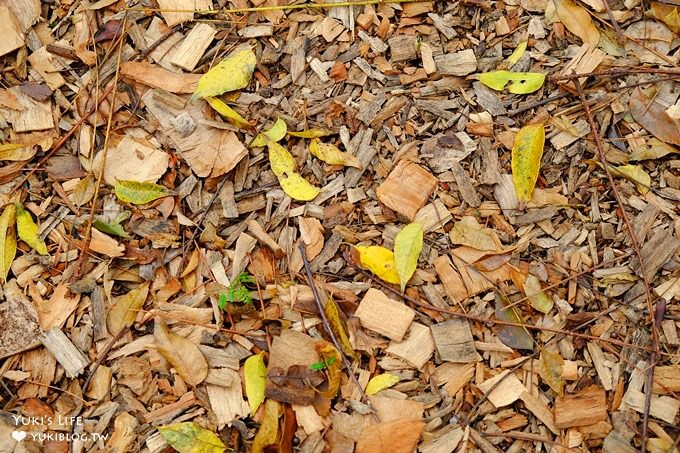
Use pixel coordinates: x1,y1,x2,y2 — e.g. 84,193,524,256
430,318,481,363
554,385,606,428
355,288,415,341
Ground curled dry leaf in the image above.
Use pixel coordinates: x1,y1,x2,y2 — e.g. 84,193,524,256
71,175,95,207
107,282,150,335
157,422,226,453
365,373,401,395
393,222,424,291
324,297,356,359
512,123,545,204
0,204,17,283
206,97,251,130
244,352,267,415
353,245,401,284
315,342,341,399
449,216,502,252
309,139,362,168
193,48,257,99
16,202,48,255
552,0,600,48
538,349,565,395
153,319,208,387
630,88,680,146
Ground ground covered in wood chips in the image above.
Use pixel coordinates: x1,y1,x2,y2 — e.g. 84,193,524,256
3,0,680,452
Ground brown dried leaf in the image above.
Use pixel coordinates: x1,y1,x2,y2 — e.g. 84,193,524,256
494,291,534,351
630,88,680,145
153,319,208,387
107,282,150,335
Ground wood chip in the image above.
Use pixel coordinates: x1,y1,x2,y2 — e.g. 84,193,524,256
355,288,415,341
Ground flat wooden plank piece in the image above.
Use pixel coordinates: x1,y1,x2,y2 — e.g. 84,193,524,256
376,159,438,221
554,385,607,428
355,288,415,341
430,318,481,363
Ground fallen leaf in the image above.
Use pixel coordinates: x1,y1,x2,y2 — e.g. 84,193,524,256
288,129,334,138
449,216,501,251
649,2,680,33
309,139,362,168
278,172,320,201
553,0,600,48
252,118,288,147
72,175,95,207
106,282,150,335
353,245,401,284
324,297,356,359
193,48,257,99
393,222,423,291
512,123,545,203
114,180,173,205
93,136,169,186
478,71,546,94
523,274,554,313
244,353,267,415
0,204,17,282
94,219,129,238
252,399,281,453
153,319,208,387
507,41,528,67
0,143,36,161
365,373,401,395
158,422,226,453
494,291,534,351
608,164,651,194
206,97,252,130
538,349,564,395
267,141,296,176
16,202,48,255
630,139,679,161
314,342,341,399
630,88,680,145
356,419,425,453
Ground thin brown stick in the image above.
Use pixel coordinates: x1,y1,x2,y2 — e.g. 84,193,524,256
601,0,625,42
82,327,129,392
299,243,373,412
550,67,680,82
572,78,658,452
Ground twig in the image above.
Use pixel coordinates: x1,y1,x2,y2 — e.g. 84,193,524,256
572,78,659,452
601,0,625,42
550,67,680,82
298,243,374,413
82,327,129,392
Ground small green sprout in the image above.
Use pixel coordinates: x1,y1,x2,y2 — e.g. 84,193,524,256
309,356,337,371
218,272,255,309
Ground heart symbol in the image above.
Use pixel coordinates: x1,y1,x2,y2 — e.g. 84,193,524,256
12,431,27,442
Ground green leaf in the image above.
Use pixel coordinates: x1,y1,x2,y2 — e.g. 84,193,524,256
478,70,546,94
251,118,288,147
0,204,17,282
158,422,226,453
15,202,48,255
309,355,337,371
114,180,172,205
393,222,424,292
365,373,401,395
206,97,252,130
494,291,534,351
511,123,545,203
193,48,256,100
244,353,267,414
94,219,129,238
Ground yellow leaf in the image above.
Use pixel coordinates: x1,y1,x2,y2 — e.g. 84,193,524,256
193,48,256,99
267,141,296,177
630,138,679,161
365,373,401,395
553,0,600,48
538,349,564,395
106,282,150,336
309,139,362,168
315,342,341,399
251,118,287,147
354,245,400,284
16,202,48,255
72,175,95,207
478,71,546,94
153,319,208,387
449,216,501,251
393,222,423,292
650,2,680,34
206,97,251,130
0,143,36,161
0,204,17,282
324,297,357,359
278,172,320,201
523,274,554,313
506,41,527,67
244,353,266,414
288,129,333,138
158,422,226,453
114,180,173,205
512,123,545,203
252,400,281,453
609,164,651,194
